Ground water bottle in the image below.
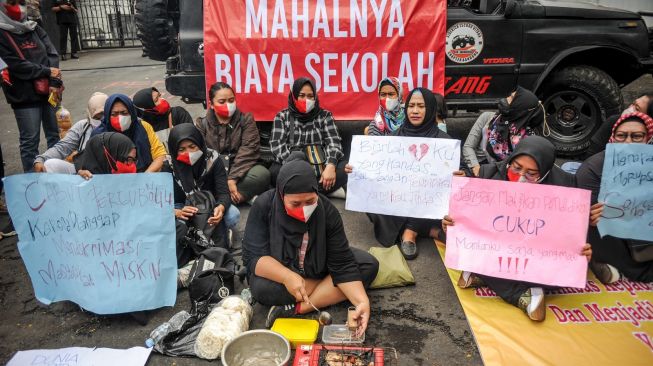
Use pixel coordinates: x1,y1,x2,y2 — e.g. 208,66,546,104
144,311,191,348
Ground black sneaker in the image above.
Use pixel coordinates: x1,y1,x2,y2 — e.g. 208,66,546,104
265,303,297,328
0,220,16,239
70,53,79,59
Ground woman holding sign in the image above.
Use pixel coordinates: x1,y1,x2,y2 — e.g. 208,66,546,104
243,152,378,334
347,88,459,260
269,77,347,196
442,136,592,321
162,123,232,266
577,112,653,285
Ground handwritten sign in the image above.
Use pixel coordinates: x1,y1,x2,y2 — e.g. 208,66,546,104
444,176,591,288
598,143,653,241
3,173,177,314
7,346,152,366
346,135,460,219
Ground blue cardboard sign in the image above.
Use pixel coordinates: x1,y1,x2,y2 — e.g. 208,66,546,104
598,143,653,241
3,173,177,314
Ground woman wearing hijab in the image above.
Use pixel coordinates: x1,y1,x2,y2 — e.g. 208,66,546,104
162,123,231,266
270,77,347,194
463,87,544,176
92,93,166,173
366,77,406,136
442,136,592,321
197,82,270,205
577,112,653,285
74,132,137,179
243,152,378,333
33,92,108,173
346,88,459,260
132,86,193,132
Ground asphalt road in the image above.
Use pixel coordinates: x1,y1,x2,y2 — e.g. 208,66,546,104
0,48,650,365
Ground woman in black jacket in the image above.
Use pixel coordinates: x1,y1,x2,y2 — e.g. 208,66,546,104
0,1,61,172
162,123,231,267
243,152,378,333
442,136,592,321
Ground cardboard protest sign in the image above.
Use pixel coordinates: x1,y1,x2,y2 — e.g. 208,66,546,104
444,176,591,288
346,135,460,219
7,347,152,366
3,173,177,314
204,0,447,121
598,143,653,241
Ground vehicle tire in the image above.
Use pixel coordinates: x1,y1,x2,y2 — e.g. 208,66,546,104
134,0,178,62
539,65,622,157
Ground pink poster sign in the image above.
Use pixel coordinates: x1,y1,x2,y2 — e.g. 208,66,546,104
444,176,592,288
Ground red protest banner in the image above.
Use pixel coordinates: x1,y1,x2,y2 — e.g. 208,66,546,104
204,0,446,121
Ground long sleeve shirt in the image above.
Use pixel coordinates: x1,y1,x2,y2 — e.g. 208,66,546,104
270,109,344,165
34,119,93,165
463,111,495,168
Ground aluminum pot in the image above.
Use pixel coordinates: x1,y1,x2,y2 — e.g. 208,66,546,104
221,329,291,366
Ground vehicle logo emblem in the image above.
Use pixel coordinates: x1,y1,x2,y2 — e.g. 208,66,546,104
446,22,484,64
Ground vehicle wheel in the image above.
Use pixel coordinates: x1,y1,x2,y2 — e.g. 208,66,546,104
134,0,178,62
539,65,622,157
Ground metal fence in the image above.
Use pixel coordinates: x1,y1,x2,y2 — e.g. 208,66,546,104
77,0,141,49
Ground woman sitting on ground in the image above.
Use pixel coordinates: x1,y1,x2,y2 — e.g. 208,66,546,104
74,132,137,179
33,92,108,173
347,88,458,260
462,87,544,176
576,112,653,284
92,94,166,172
162,123,232,267
366,77,406,136
270,77,347,195
442,136,592,321
196,82,271,205
243,152,379,333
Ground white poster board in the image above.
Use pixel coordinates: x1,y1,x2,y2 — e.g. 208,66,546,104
346,135,461,219
7,346,152,366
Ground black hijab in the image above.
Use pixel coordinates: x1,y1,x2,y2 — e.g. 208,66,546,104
74,132,135,174
497,86,543,138
487,135,575,187
396,88,443,138
168,123,212,193
269,152,326,276
133,87,169,131
288,77,321,123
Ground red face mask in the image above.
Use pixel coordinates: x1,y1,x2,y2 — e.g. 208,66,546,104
285,202,318,223
4,4,25,22
213,102,237,119
152,98,171,115
294,97,315,114
104,147,136,174
506,168,523,182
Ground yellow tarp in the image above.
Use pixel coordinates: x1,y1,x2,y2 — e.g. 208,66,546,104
435,241,653,365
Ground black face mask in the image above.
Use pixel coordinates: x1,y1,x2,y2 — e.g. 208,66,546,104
498,98,511,116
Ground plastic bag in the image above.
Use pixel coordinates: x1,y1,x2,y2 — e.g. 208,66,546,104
150,295,252,359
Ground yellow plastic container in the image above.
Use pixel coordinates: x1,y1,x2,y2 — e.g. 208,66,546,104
271,318,319,349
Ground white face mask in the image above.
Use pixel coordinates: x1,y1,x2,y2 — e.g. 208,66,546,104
437,121,448,133
89,117,102,128
286,201,318,223
382,97,400,112
177,150,204,166
304,99,316,113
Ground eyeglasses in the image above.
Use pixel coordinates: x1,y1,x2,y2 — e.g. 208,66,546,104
613,131,646,142
508,164,540,182
124,157,137,165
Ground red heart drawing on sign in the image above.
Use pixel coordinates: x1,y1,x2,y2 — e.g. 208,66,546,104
419,144,429,161
408,144,418,160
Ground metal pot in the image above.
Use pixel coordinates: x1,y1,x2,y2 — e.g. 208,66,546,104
221,329,291,366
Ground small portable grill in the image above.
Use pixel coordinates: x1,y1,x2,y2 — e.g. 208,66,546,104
294,344,392,366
